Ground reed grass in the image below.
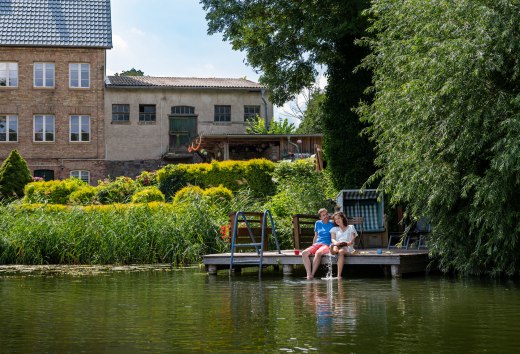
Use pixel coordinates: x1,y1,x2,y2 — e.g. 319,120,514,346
0,200,231,265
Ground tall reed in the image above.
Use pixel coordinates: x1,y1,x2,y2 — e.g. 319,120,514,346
0,201,229,265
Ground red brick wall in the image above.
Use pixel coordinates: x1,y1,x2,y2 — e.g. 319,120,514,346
0,46,107,183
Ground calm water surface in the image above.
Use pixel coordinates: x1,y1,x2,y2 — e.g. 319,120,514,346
1,267,519,353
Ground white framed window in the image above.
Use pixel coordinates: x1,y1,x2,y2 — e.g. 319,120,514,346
0,115,18,142
70,115,90,142
70,170,90,184
69,63,90,88
34,63,55,88
0,62,18,87
33,115,55,142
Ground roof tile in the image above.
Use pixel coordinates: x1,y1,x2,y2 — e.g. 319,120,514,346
106,76,265,90
0,0,112,48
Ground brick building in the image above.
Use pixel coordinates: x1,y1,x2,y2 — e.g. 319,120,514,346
0,0,112,184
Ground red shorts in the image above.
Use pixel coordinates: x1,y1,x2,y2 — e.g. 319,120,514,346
305,243,330,255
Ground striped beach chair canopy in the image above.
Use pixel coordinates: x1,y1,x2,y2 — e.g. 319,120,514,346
336,189,385,233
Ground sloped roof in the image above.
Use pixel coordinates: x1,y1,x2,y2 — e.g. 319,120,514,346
0,0,112,48
105,76,265,90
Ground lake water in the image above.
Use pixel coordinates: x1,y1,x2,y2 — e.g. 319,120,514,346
1,266,519,353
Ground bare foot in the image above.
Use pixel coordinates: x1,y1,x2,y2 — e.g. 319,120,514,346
306,275,314,280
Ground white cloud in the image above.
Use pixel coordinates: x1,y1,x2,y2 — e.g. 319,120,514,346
112,34,128,51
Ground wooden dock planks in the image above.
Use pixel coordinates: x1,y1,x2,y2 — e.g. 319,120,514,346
203,248,430,278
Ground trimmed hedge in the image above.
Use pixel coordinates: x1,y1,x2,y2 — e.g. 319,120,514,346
157,159,275,200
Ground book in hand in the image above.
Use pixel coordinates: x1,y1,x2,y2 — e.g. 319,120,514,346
333,242,349,247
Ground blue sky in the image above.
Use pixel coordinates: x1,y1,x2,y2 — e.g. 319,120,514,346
107,0,260,81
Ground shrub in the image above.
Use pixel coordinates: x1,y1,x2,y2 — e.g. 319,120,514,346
173,185,204,204
24,178,87,204
96,176,137,204
203,185,233,203
131,186,165,203
157,159,275,200
135,170,159,187
0,149,32,202
69,185,97,205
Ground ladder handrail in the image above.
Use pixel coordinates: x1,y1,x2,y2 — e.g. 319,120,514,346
230,211,263,275
262,210,281,255
229,210,279,276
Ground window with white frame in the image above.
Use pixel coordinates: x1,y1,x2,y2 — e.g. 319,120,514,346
0,62,18,87
0,115,18,142
34,63,55,87
70,115,90,142
70,170,90,183
214,105,231,122
244,105,260,122
69,63,90,88
33,115,55,142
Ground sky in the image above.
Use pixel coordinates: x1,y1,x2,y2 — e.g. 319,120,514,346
106,0,315,123
107,0,260,82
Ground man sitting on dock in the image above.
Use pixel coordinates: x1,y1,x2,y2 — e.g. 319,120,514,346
302,208,334,279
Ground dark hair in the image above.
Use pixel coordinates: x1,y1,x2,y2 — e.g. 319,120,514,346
332,211,348,226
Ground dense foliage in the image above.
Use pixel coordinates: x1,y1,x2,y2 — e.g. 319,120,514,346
0,149,32,202
1,158,332,265
358,0,520,276
246,116,296,134
200,0,375,189
157,159,275,200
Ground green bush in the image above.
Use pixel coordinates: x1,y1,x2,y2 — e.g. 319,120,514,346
135,170,159,187
24,178,87,204
202,185,233,204
96,176,137,204
0,149,32,202
173,185,205,204
265,158,336,218
69,185,97,205
131,186,165,203
157,159,275,200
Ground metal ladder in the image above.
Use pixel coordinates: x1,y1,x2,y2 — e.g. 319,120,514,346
229,210,280,276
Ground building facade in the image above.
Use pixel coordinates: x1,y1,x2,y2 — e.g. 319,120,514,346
0,0,112,184
104,75,274,177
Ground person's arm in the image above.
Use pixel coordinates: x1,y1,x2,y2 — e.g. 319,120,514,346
330,230,337,246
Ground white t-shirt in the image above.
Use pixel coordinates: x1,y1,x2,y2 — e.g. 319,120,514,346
331,225,358,252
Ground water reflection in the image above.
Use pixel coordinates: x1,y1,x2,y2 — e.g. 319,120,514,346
1,268,520,353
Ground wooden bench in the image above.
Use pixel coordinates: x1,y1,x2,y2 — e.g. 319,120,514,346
292,214,319,250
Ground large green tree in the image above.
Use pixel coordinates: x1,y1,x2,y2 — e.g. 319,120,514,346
200,0,375,188
358,0,520,275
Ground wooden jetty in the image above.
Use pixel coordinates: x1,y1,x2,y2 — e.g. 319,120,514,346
203,248,430,278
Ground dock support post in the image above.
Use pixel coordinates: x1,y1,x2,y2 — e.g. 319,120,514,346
390,265,401,278
283,264,293,276
208,265,218,275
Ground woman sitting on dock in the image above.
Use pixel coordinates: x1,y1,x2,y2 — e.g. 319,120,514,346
302,208,334,279
330,212,358,278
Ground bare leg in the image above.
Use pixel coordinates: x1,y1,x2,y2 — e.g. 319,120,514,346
302,250,313,279
337,248,346,278
311,250,323,278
